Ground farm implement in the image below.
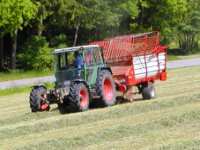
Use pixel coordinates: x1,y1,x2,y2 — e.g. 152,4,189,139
29,31,167,112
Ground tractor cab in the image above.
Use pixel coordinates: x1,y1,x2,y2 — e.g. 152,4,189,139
53,45,105,88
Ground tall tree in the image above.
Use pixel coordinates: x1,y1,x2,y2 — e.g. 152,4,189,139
117,0,139,34
58,0,123,46
177,0,200,53
32,0,60,36
133,0,188,37
0,33,3,70
0,0,37,69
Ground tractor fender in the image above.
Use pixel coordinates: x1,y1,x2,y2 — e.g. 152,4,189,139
72,79,90,90
98,67,112,75
32,85,47,90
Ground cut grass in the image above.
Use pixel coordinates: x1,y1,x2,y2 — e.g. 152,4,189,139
0,66,200,149
0,70,53,82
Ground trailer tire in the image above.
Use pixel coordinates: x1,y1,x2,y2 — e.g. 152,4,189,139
96,70,116,106
142,83,156,100
29,86,50,112
68,83,90,112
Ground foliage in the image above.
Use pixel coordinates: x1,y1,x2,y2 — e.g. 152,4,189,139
0,0,38,69
18,36,53,70
176,0,200,54
0,0,37,35
50,34,68,48
57,0,124,44
132,0,188,39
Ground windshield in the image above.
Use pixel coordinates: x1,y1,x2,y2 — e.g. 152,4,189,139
55,46,102,71
56,51,78,71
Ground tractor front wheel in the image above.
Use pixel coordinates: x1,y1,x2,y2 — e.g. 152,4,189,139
29,86,50,112
96,70,116,106
69,83,90,112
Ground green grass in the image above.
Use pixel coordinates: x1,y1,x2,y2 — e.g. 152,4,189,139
0,70,53,82
168,55,179,61
0,82,54,97
0,86,31,96
168,53,200,61
0,67,200,149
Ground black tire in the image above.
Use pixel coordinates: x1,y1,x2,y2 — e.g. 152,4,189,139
141,83,156,100
29,86,49,112
96,70,116,106
68,83,90,112
58,100,70,114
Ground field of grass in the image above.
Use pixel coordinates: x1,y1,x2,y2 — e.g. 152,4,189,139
0,70,53,82
0,67,200,149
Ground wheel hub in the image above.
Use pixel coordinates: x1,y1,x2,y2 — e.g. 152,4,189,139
80,89,89,108
103,78,114,101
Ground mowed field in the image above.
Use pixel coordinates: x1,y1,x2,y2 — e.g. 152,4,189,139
0,67,200,150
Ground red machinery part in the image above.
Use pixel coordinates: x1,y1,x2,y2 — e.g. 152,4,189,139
79,88,89,108
40,103,49,111
103,78,114,102
90,31,167,92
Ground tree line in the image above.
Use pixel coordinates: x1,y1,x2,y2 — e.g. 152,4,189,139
0,0,200,71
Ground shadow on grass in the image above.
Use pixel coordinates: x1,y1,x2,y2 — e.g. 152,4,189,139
50,96,144,115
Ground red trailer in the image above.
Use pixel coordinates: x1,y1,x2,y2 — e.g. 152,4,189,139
90,31,167,99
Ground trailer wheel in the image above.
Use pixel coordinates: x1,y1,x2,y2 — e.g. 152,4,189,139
29,86,50,112
141,83,156,100
96,70,116,106
69,83,90,111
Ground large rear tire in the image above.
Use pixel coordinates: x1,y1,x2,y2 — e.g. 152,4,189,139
29,86,50,112
96,70,116,106
141,83,156,100
68,83,90,112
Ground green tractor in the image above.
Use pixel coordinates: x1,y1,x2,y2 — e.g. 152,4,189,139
29,45,117,112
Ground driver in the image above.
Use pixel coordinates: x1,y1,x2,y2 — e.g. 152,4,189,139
74,51,84,76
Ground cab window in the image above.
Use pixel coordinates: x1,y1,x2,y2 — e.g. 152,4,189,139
56,52,76,70
84,48,95,66
57,54,66,70
94,48,103,64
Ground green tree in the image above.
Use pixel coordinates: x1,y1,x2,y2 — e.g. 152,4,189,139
18,36,53,70
133,0,188,39
177,0,200,54
32,0,61,36
0,0,37,69
58,0,123,46
117,0,139,34
0,31,4,69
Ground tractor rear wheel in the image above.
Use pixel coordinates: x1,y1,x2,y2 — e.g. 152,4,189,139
141,83,156,100
29,86,50,112
96,70,116,106
68,83,90,111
